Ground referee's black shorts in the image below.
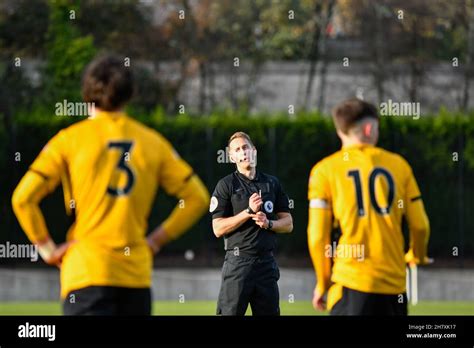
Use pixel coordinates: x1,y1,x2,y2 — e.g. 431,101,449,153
63,286,152,315
217,251,280,316
330,286,407,316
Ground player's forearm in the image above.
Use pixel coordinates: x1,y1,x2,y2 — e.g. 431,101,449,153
410,223,430,264
213,210,250,238
308,234,332,294
270,214,293,233
12,202,50,243
161,175,210,241
307,208,332,294
407,201,430,264
11,171,51,244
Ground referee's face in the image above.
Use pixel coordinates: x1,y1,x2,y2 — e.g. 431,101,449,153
229,137,257,170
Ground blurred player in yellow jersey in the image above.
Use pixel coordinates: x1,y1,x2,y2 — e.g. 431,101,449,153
11,55,210,315
307,98,431,315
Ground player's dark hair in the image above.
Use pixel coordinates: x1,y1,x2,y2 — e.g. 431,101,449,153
332,98,379,134
82,54,134,111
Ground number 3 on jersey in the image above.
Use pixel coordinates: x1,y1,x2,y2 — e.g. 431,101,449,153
348,167,394,216
107,141,135,196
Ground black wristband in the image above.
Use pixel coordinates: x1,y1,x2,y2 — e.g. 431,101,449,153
246,206,255,214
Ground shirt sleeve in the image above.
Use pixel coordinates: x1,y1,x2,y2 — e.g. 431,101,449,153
29,130,67,193
210,179,232,219
308,162,331,209
274,178,290,213
158,137,195,196
406,166,422,202
12,130,68,244
402,159,430,264
401,156,424,213
307,161,333,295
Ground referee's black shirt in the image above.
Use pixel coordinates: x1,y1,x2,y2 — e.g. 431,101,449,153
210,170,290,256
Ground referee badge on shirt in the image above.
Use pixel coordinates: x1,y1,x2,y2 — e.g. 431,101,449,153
209,196,218,212
264,200,274,213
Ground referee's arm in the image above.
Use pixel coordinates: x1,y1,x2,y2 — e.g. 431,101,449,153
263,178,293,233
213,211,250,238
213,193,262,238
252,211,293,233
270,212,293,233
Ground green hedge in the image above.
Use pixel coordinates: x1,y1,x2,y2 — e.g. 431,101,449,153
1,109,473,260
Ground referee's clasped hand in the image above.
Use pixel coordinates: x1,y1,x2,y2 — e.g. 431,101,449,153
249,192,263,212
251,211,269,229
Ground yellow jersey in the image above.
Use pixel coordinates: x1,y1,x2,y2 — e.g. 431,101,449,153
13,111,208,298
308,144,430,300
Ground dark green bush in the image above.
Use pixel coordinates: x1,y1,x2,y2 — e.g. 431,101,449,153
1,109,473,261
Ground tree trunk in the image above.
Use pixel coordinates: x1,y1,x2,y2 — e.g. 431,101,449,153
409,19,420,102
317,0,336,111
229,64,239,111
0,60,17,242
463,0,474,110
245,61,262,112
303,1,324,110
199,61,207,114
372,3,386,104
208,61,216,112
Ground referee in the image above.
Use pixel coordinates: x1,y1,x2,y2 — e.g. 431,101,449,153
210,132,293,316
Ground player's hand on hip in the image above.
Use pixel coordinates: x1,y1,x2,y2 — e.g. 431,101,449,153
312,288,326,311
147,225,168,255
147,236,161,255
251,211,268,228
45,241,75,268
249,192,263,212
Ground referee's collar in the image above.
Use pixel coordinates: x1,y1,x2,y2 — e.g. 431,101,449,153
235,169,260,182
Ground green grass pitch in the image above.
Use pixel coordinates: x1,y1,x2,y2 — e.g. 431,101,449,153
0,301,473,315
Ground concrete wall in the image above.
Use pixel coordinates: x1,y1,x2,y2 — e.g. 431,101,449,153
0,268,472,302
178,62,469,114
22,60,470,114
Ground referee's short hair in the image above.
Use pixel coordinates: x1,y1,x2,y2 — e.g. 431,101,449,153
228,131,255,148
332,98,379,134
